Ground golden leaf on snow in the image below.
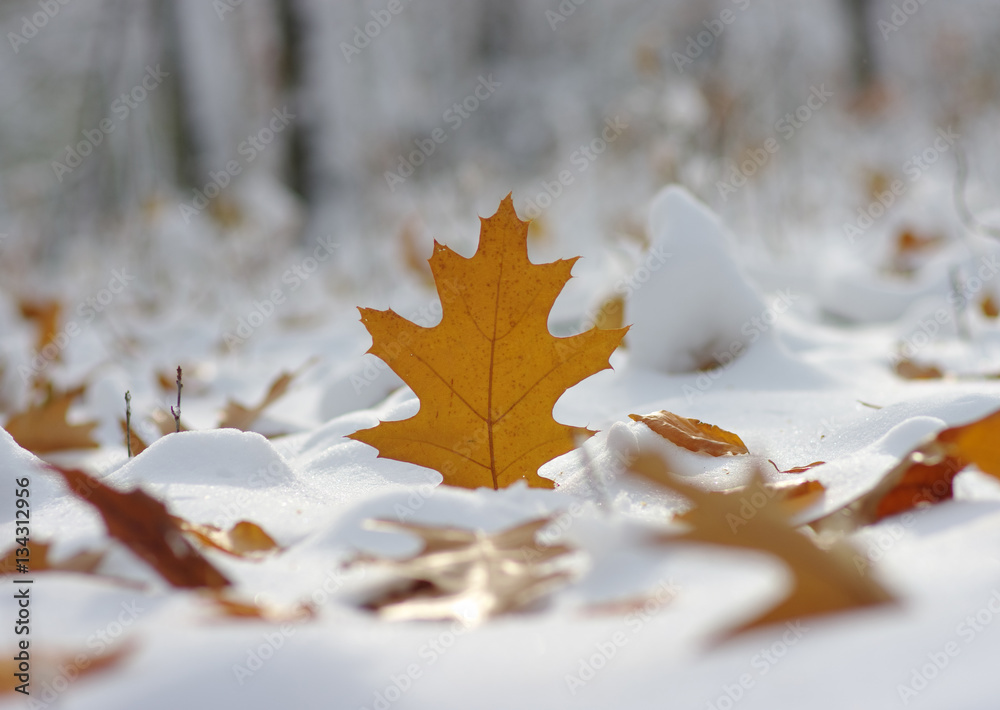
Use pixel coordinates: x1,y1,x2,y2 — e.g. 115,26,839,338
629,410,749,456
348,517,575,624
349,195,627,489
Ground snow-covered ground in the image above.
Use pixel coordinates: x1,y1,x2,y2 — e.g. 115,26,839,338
3,182,1000,709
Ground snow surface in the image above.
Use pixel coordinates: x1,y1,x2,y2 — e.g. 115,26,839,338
4,184,1000,710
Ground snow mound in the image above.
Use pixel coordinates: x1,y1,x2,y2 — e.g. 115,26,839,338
626,185,765,373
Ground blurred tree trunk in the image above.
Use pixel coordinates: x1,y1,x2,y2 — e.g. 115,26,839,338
843,0,877,91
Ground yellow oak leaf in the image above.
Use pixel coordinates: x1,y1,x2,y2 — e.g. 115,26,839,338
349,194,627,489
4,385,99,454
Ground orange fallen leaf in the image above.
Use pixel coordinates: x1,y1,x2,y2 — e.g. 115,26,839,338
48,466,230,589
2,643,133,697
218,366,305,433
0,540,104,576
174,518,281,558
18,298,62,357
893,358,944,380
630,453,893,636
981,294,999,318
629,410,749,456
205,593,315,623
348,194,627,489
4,385,99,454
848,408,1000,523
768,459,826,474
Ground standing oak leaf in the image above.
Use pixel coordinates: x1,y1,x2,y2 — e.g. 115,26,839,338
349,194,628,489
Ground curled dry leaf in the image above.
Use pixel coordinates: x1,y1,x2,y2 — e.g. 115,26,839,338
630,452,893,637
4,385,99,454
48,466,230,589
0,540,105,576
349,517,575,624
629,410,749,456
835,407,1000,525
768,459,826,474
349,195,627,489
673,476,827,523
173,517,281,558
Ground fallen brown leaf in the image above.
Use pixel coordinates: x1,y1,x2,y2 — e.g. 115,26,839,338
48,466,230,589
349,517,575,624
0,540,104,576
629,410,749,456
2,643,133,697
4,385,99,454
174,518,281,558
630,452,893,636
218,370,296,432
840,408,1000,524
893,358,944,380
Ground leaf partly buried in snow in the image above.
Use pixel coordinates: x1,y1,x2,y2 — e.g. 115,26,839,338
349,517,575,624
1,643,132,697
174,517,281,558
205,593,315,623
0,539,105,576
844,407,1000,524
630,453,893,636
348,194,627,489
5,385,99,454
49,466,230,589
218,370,296,432
629,410,749,456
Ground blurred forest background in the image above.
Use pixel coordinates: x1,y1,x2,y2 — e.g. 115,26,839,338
1,0,999,301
